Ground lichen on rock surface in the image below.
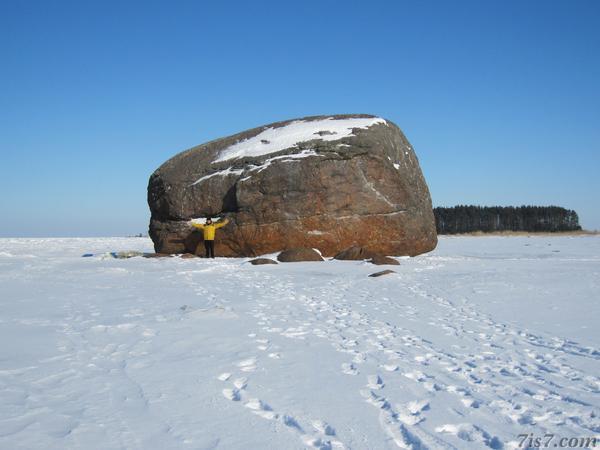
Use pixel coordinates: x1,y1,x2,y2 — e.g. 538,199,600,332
148,114,437,257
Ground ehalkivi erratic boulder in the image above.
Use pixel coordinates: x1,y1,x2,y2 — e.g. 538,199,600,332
148,114,437,257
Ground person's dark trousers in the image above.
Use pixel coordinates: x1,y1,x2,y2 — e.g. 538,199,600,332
204,240,215,258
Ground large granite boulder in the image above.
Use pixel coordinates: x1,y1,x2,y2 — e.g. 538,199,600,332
148,114,437,257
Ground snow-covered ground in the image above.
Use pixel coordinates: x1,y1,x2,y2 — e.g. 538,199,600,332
1,236,598,450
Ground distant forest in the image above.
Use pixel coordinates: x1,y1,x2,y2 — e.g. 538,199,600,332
434,205,581,234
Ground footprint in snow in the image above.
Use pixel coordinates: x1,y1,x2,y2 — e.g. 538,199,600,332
312,419,336,436
382,364,399,372
237,358,257,372
367,375,384,390
360,389,389,410
341,363,358,375
217,372,231,381
222,388,240,401
403,370,429,382
423,381,444,392
397,400,429,425
406,399,430,414
352,352,366,364
233,377,247,390
435,423,502,449
282,414,304,432
245,398,277,420
461,398,481,408
302,435,345,449
414,353,434,364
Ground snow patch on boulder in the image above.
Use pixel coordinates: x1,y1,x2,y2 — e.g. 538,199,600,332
214,117,387,162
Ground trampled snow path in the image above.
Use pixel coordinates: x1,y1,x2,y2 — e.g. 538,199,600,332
0,236,598,449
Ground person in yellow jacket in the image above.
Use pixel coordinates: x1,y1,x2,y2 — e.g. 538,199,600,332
191,216,229,258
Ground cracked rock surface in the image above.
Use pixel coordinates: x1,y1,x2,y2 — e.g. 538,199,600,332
148,114,437,257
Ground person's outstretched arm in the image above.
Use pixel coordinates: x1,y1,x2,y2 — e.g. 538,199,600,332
214,218,229,229
191,221,205,230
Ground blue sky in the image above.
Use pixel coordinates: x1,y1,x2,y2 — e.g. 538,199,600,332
1,0,598,236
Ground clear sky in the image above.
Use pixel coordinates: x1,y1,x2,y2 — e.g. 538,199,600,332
1,0,598,237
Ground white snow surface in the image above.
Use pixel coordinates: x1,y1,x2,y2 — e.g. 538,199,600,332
214,117,387,163
1,235,599,449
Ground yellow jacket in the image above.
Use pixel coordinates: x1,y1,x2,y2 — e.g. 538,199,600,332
192,218,229,241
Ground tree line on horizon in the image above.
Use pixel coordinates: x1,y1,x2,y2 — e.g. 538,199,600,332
434,205,581,234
